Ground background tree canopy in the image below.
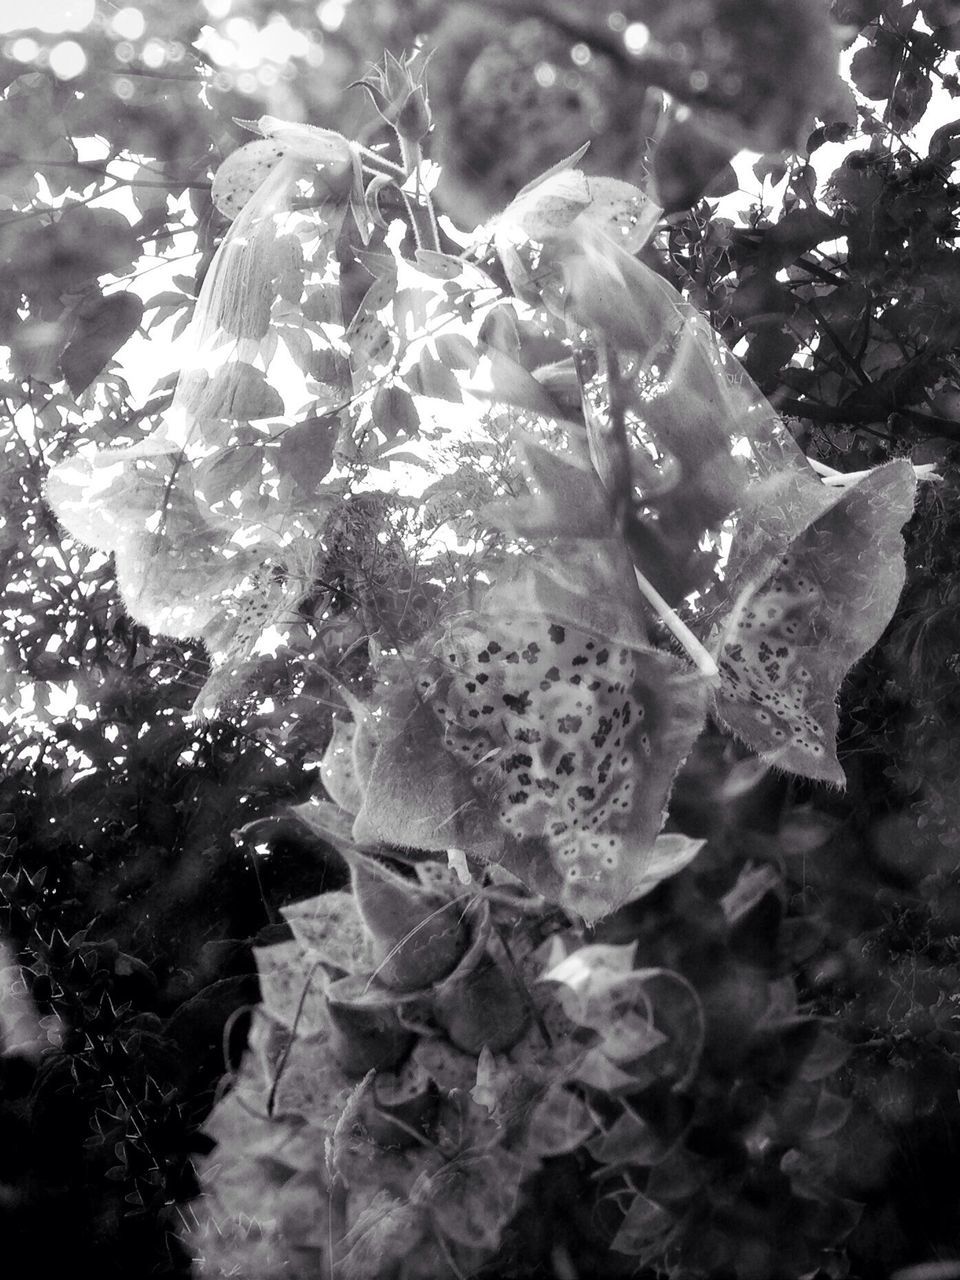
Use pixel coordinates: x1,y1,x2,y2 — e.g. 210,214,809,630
2,1,960,1277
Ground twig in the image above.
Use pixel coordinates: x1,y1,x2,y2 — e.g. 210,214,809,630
0,181,125,226
0,152,211,188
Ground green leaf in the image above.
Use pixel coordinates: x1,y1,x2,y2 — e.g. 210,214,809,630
393,287,432,338
13,207,141,301
714,461,917,783
808,1090,852,1140
546,957,705,1090
761,206,840,269
277,324,314,375
280,891,375,975
59,292,144,395
434,332,479,371
193,442,262,507
370,382,420,441
728,273,796,328
346,267,399,390
652,113,738,212
404,348,461,401
614,834,707,905
474,348,563,416
586,1105,674,1167
272,233,306,304
291,796,362,852
477,304,521,358
891,53,934,129
744,327,801,385
276,412,338,494
201,362,285,421
754,154,789,185
131,162,172,213
413,248,464,278
610,1192,674,1256
525,1086,598,1157
143,290,192,312
850,37,901,99
705,162,740,200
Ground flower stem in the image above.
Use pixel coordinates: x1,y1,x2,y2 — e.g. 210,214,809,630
633,566,719,678
398,135,441,253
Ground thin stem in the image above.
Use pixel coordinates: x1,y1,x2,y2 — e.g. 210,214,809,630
433,1226,469,1280
400,188,423,250
633,565,719,679
356,143,405,177
802,293,871,388
398,135,441,253
266,957,325,1116
0,181,125,226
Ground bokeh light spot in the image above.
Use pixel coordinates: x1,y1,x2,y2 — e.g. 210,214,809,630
142,38,167,69
9,36,38,61
111,7,145,41
49,39,86,79
224,16,256,44
318,1,346,32
624,22,651,54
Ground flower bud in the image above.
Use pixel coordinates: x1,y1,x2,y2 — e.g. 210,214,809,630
351,854,468,992
356,51,432,145
362,1061,438,1149
325,973,414,1076
434,953,530,1056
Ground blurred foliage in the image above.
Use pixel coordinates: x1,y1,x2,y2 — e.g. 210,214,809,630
1,0,960,1277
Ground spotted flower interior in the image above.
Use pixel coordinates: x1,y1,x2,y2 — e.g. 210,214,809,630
421,616,660,890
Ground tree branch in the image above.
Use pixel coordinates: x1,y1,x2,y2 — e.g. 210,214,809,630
781,396,960,441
